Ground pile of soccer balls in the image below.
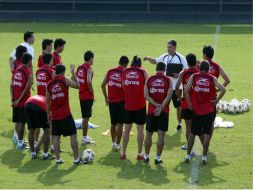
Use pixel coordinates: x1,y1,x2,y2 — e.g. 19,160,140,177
216,99,251,114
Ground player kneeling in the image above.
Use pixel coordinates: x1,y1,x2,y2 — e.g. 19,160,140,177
144,62,173,165
24,95,53,160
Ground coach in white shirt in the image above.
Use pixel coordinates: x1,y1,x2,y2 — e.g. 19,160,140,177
144,39,188,132
9,31,35,69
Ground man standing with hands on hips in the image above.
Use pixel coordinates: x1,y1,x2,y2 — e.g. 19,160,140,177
144,40,188,132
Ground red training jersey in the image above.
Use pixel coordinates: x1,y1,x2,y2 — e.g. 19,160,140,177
37,53,44,68
76,63,94,100
25,95,46,111
146,72,171,115
52,51,62,70
107,66,125,103
181,67,199,109
206,58,220,79
36,65,54,97
191,72,216,115
11,59,22,74
47,75,71,120
123,66,146,111
11,65,31,108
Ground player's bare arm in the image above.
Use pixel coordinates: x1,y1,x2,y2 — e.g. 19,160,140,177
101,74,109,106
185,75,193,110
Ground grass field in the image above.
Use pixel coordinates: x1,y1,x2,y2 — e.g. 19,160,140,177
0,23,252,189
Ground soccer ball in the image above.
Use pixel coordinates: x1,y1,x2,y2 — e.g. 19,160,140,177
236,103,243,113
223,102,231,113
82,149,95,163
228,104,237,114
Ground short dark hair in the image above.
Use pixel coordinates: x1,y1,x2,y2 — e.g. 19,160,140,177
24,31,34,42
156,62,166,71
199,60,210,72
119,56,129,66
42,39,53,51
55,64,66,75
84,50,94,61
42,53,53,65
186,53,197,67
15,45,27,60
131,55,142,67
54,38,66,50
168,39,177,47
203,45,214,59
21,53,32,65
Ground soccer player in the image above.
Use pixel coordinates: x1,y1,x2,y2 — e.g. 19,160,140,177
144,62,173,164
11,53,33,150
9,31,35,68
184,60,226,165
120,56,148,160
36,53,54,96
175,53,199,150
101,56,129,151
10,45,27,74
144,40,188,133
24,95,53,160
46,64,80,165
202,45,230,140
76,51,95,145
52,38,66,70
38,39,53,68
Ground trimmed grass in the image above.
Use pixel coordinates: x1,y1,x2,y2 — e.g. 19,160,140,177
0,23,252,189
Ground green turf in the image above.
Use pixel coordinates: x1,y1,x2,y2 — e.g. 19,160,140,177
0,23,252,189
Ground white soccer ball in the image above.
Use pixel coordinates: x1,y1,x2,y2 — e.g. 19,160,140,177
242,102,249,112
236,103,244,113
223,102,231,113
82,149,95,163
228,104,237,114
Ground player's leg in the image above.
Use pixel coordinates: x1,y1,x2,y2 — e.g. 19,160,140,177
144,131,152,162
115,123,123,151
155,130,165,164
121,123,132,159
136,108,146,160
34,128,40,151
70,134,79,161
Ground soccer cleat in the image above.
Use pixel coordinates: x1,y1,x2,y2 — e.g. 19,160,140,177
55,159,64,165
184,156,190,163
31,153,37,159
181,144,187,150
202,159,208,165
115,144,121,152
81,136,96,145
120,154,126,160
16,143,25,150
137,154,144,161
42,154,55,160
190,151,195,158
73,159,83,165
50,148,64,153
154,159,163,165
143,157,150,163
176,124,182,133
112,143,116,150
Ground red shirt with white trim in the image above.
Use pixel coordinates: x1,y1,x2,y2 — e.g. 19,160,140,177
36,65,53,97
25,95,46,111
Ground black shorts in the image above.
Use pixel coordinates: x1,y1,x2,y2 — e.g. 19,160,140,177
191,112,213,136
170,90,181,108
12,107,26,124
146,112,169,133
109,101,125,125
80,100,93,118
181,108,193,120
212,105,216,122
24,103,49,129
124,107,146,125
52,114,77,137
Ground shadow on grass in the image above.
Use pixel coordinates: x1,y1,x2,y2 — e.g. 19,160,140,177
97,150,122,168
0,129,13,139
164,132,181,151
117,160,169,186
173,152,227,186
37,165,77,186
17,158,52,173
0,149,26,168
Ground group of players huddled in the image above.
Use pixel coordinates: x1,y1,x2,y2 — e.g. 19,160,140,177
10,31,230,165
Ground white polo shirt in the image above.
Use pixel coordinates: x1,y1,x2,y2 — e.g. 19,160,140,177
10,42,34,60
155,52,188,90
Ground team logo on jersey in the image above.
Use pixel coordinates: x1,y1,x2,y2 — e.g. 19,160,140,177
150,88,165,94
209,66,215,74
37,73,46,81
126,71,139,79
196,78,209,86
110,73,121,81
78,69,84,77
152,79,164,87
52,84,62,93
14,72,22,81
